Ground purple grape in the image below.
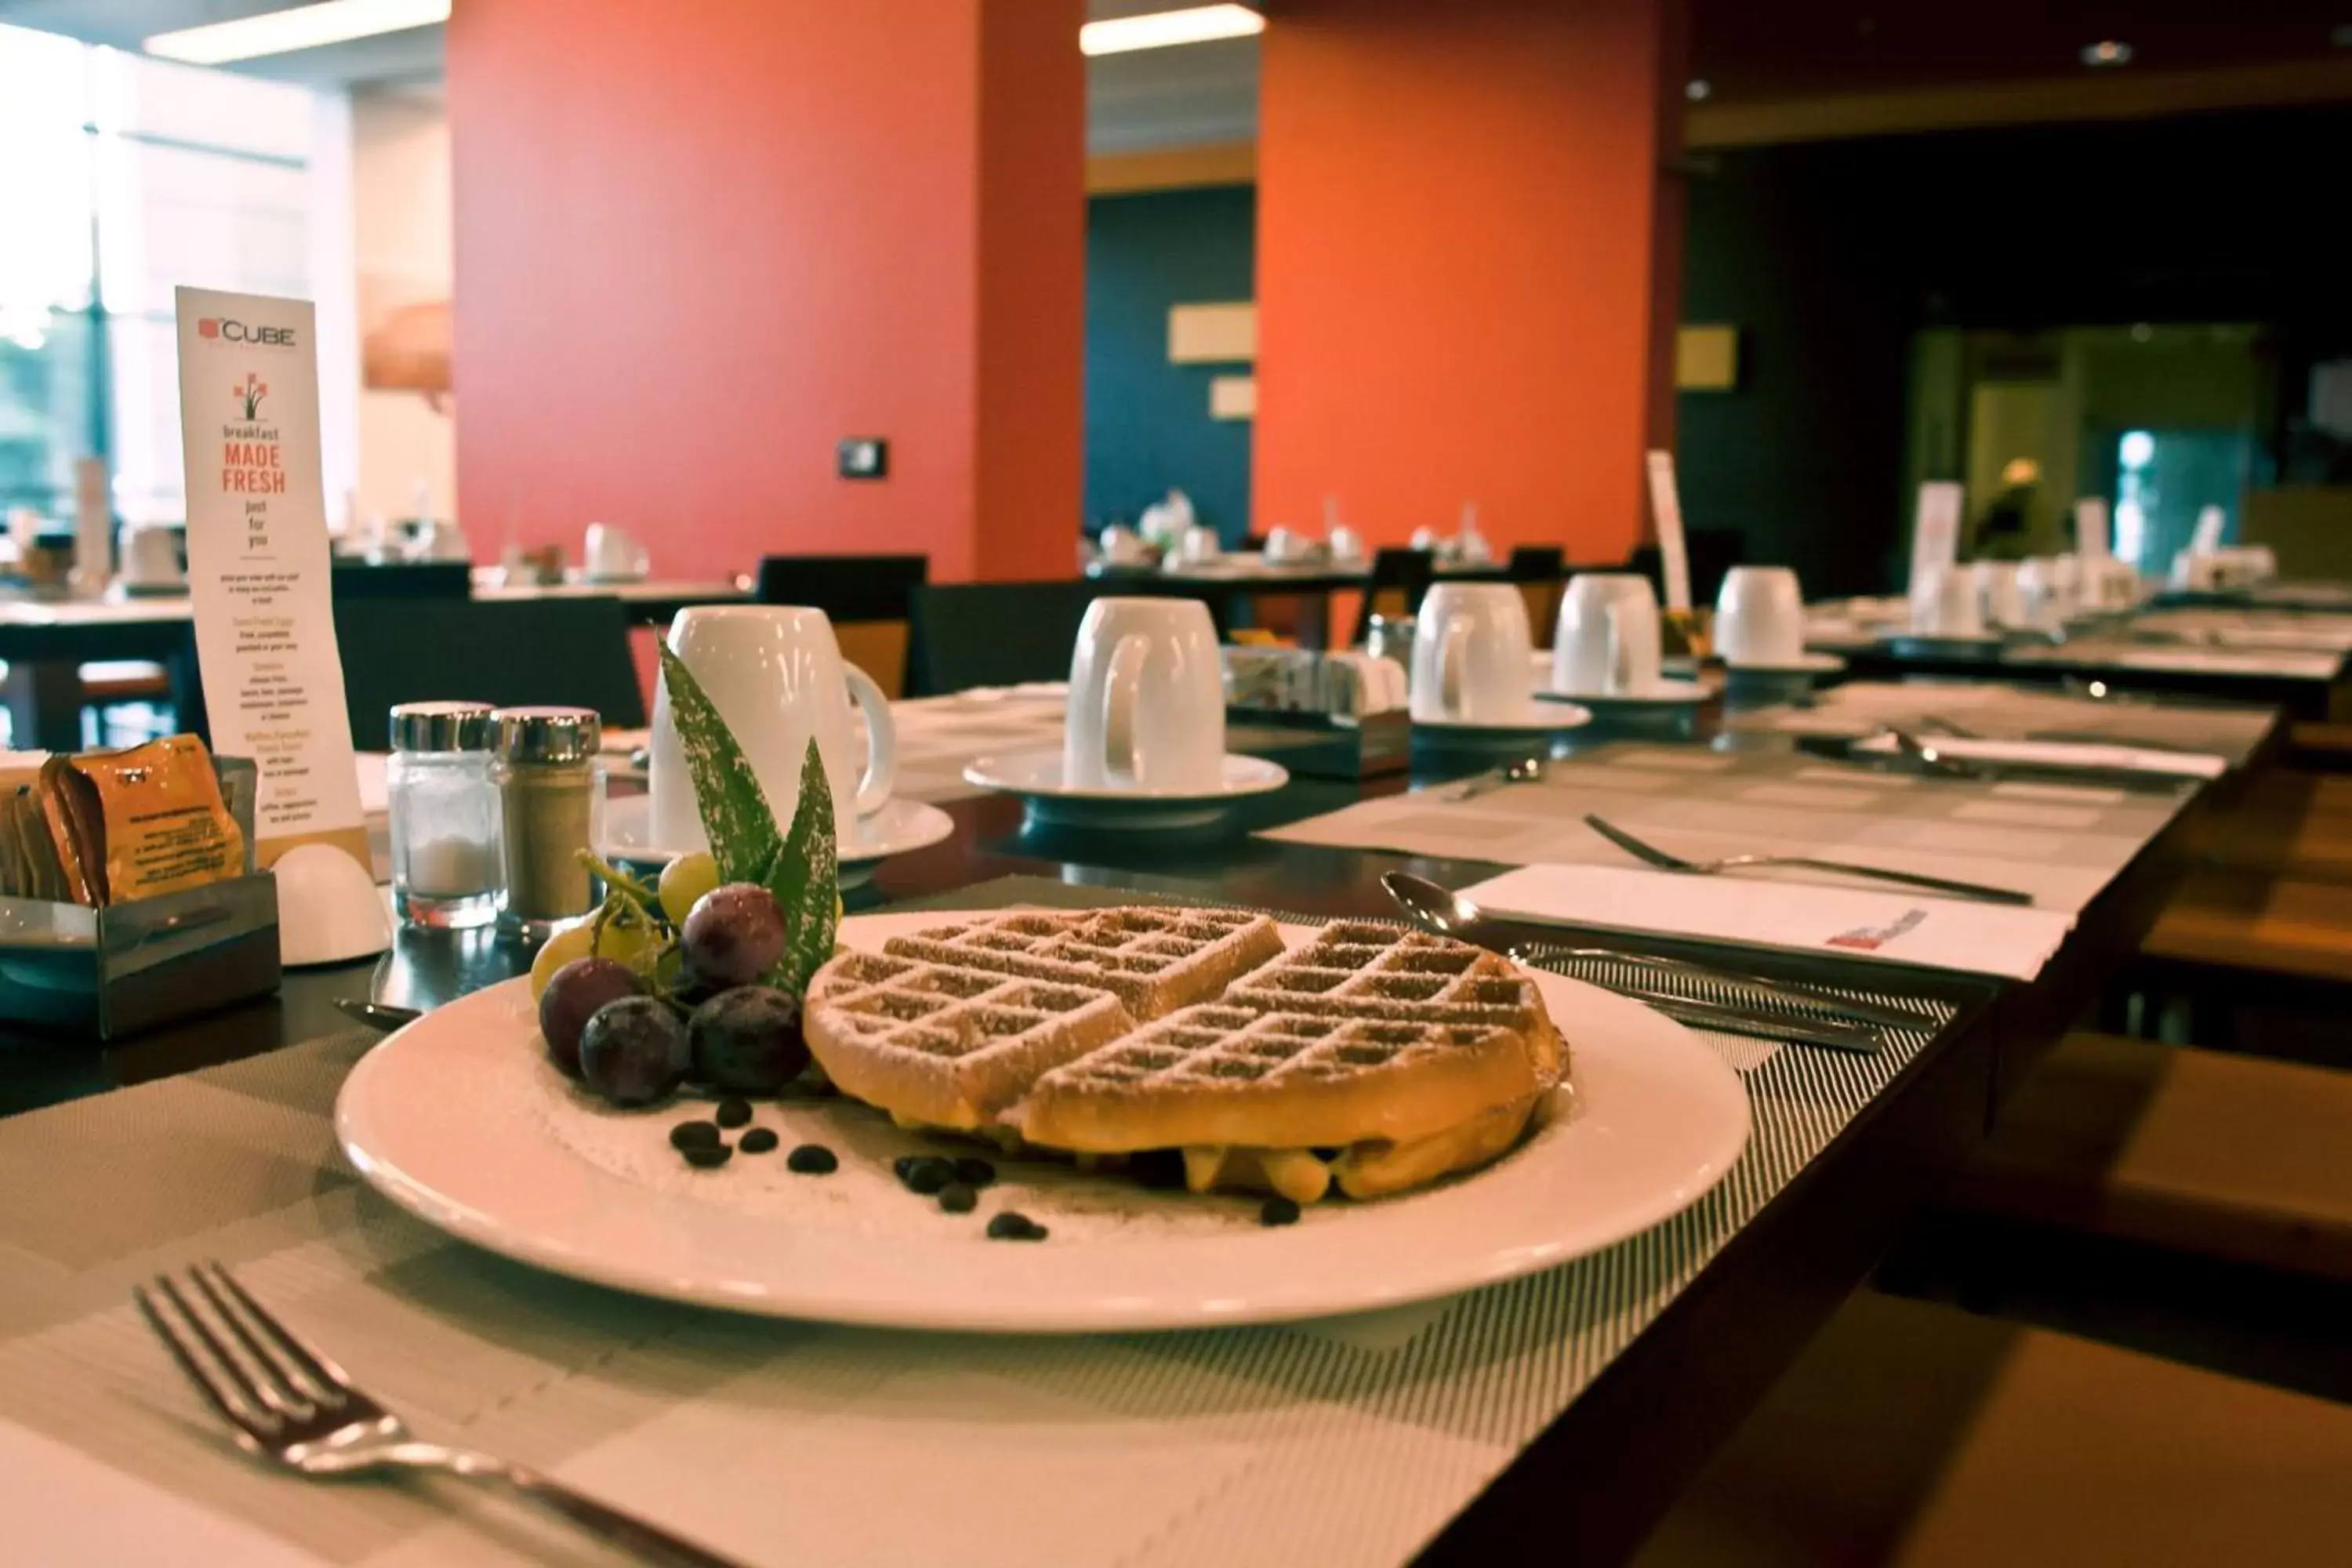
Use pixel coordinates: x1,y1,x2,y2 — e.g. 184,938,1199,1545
579,996,690,1107
688,986,809,1093
539,957,643,1078
681,883,787,989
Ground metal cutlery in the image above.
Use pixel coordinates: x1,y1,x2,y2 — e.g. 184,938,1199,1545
336,999,422,1032
135,1261,745,1568
1583,812,2035,906
1381,871,1899,1052
1447,755,1548,801
1878,728,2187,794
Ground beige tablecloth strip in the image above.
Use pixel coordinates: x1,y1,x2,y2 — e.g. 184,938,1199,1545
0,881,1957,1566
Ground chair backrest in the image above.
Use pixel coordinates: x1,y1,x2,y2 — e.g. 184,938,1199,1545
904,579,1106,697
332,596,648,747
1349,547,1437,648
756,554,928,622
330,561,473,600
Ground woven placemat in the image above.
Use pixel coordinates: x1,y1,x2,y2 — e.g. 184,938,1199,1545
0,878,1959,1567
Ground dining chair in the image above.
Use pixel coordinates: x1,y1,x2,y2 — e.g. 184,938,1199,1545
329,561,474,600
1348,546,1437,648
1508,545,1566,647
175,596,648,747
757,554,928,697
903,579,1105,697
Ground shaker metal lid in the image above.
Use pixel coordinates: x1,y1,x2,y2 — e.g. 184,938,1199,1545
492,706,602,763
389,700,495,752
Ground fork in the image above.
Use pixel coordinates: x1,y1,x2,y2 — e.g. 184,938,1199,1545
135,1261,745,1567
1583,813,2034,906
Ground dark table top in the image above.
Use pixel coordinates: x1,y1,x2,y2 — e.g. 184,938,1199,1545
0,694,2284,1564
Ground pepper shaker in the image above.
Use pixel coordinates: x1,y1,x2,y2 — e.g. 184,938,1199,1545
489,706,602,938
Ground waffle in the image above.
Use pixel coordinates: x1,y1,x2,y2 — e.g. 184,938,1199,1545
1011,1003,1541,1156
804,950,1136,1129
1221,920,1566,1083
878,907,1285,1020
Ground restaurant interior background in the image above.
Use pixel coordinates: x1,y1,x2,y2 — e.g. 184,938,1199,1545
8,0,2352,637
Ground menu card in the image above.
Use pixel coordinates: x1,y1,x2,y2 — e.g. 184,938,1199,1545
1644,450,1692,612
172,286,368,871
2073,497,2111,561
1907,481,1965,597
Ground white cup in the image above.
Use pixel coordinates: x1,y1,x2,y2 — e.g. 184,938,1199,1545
1713,565,1806,666
2050,552,2083,612
1330,524,1363,562
404,518,470,563
584,521,649,580
1177,525,1221,565
1910,564,1984,636
1098,524,1146,565
1552,572,1661,695
119,522,183,586
1409,526,1439,553
1064,597,1225,792
650,606,898,852
2017,557,2062,621
1411,582,1536,724
1974,560,2024,627
1265,525,1308,563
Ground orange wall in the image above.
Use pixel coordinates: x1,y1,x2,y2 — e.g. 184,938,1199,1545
447,0,1082,585
1254,0,1686,564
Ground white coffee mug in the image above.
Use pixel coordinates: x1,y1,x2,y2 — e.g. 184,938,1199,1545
119,522,183,586
1974,559,2024,627
1714,565,1806,666
1177,525,1221,565
2050,552,2083,612
1265,525,1307,563
584,521,649,580
1330,524,1363,562
649,606,898,852
1411,582,1536,724
1911,564,1984,636
1552,572,1661,695
1098,524,1146,565
1064,597,1225,792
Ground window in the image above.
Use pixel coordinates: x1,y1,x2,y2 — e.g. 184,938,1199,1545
0,23,336,527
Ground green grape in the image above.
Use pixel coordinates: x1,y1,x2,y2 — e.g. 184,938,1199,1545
659,851,722,925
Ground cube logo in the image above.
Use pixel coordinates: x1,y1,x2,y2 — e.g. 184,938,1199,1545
198,317,296,347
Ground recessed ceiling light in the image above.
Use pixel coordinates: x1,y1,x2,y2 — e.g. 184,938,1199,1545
2080,39,2133,67
1080,4,1264,56
146,0,450,64
1686,78,1713,101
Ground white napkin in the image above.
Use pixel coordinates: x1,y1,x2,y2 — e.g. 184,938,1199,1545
1462,862,2074,980
1847,733,2225,779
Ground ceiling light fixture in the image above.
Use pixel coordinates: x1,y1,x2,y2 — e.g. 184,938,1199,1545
1080,4,1264,57
2080,39,2133,67
146,0,450,65
1686,79,1713,100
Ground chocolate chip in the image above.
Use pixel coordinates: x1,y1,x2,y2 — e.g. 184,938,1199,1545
786,1143,837,1174
714,1096,753,1128
952,1156,997,1189
1260,1196,1302,1227
738,1127,780,1154
986,1211,1047,1241
682,1145,733,1169
896,1155,954,1195
937,1181,977,1214
670,1121,721,1151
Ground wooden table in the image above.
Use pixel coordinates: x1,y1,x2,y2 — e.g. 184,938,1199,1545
0,579,746,750
0,694,2271,1564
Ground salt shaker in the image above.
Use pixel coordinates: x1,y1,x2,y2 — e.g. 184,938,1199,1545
490,706,603,938
386,701,503,928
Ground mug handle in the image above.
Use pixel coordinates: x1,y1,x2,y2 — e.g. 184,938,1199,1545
1436,617,1473,717
1101,633,1149,785
843,663,898,817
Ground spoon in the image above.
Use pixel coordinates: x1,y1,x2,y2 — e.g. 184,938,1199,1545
1447,756,1548,801
1381,871,1904,1047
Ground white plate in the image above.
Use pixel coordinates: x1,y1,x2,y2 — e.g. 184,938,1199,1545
336,913,1751,1332
599,793,953,869
964,750,1288,829
1534,677,1709,709
1414,702,1595,735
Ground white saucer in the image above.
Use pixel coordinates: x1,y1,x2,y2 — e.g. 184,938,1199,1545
963,750,1289,829
1534,677,1708,709
1878,630,2008,653
598,793,954,884
1414,702,1595,736
1723,652,1847,674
